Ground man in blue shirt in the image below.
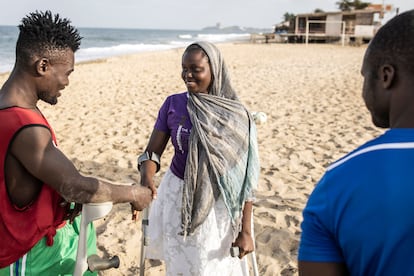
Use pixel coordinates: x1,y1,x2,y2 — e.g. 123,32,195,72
298,9,414,276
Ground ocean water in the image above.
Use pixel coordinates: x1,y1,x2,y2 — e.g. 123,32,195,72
0,26,254,74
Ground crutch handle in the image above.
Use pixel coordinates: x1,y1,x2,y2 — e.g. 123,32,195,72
87,254,120,271
230,246,240,257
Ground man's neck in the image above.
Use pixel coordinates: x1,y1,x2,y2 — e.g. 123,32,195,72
0,72,38,110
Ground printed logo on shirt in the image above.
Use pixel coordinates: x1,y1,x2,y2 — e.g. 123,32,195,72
177,116,188,154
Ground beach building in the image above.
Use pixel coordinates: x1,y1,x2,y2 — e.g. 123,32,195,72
284,5,393,45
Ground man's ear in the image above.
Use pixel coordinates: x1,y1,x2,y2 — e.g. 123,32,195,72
35,58,49,75
379,64,395,89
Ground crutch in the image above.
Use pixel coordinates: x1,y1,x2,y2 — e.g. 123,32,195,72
74,202,120,276
249,217,259,276
139,206,150,276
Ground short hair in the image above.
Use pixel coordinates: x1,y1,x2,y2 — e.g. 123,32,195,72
15,10,82,67
366,9,414,76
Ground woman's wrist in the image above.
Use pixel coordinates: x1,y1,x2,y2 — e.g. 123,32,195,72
240,228,252,236
137,151,160,172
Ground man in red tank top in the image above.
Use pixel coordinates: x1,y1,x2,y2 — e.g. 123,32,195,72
0,11,153,274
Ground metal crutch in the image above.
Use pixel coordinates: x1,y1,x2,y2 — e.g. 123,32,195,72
139,206,150,276
249,215,259,276
74,202,120,276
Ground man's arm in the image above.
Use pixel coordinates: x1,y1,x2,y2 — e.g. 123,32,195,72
10,125,151,208
299,261,348,276
298,174,349,276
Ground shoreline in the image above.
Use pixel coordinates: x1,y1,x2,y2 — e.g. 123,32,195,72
0,42,231,77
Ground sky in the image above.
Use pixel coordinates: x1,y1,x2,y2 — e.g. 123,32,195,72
0,0,411,30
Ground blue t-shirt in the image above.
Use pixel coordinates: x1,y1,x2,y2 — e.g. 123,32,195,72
154,92,192,179
299,129,414,275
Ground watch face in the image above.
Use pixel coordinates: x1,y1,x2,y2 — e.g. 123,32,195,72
138,152,149,164
138,152,160,172
151,152,160,163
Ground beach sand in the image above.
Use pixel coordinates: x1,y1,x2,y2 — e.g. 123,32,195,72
0,43,382,275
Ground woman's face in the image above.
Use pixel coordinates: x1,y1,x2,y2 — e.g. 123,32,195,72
181,49,212,94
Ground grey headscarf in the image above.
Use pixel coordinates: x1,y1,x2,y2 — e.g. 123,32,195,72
181,41,260,239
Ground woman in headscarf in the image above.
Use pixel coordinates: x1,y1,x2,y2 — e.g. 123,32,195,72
138,41,260,275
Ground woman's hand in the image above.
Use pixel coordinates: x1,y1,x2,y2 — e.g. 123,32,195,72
141,176,157,199
232,230,254,259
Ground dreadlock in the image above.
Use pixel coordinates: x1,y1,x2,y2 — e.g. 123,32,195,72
15,10,82,68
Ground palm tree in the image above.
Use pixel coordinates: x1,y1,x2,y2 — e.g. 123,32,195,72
353,0,370,9
336,0,370,11
283,12,296,22
336,0,352,11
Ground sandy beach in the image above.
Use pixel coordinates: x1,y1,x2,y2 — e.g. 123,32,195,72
0,42,382,275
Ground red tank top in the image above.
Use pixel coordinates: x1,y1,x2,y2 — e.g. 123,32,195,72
0,107,66,268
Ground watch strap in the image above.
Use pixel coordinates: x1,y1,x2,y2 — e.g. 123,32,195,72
137,151,160,172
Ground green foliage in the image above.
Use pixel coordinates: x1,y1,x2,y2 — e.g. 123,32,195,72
283,12,296,22
336,0,371,11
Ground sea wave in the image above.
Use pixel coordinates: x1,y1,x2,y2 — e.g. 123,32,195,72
178,32,251,42
76,33,250,63
0,27,253,74
178,34,193,39
75,43,182,63
196,33,251,42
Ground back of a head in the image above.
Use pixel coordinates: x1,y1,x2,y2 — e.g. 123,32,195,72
15,10,82,69
367,9,414,75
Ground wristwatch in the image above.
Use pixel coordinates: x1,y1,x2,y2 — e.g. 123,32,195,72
137,151,160,172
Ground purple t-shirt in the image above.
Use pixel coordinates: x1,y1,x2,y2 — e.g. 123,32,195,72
154,92,192,179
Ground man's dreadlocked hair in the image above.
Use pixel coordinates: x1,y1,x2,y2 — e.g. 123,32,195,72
15,10,82,68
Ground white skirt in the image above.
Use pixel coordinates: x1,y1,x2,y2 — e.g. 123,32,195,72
146,169,245,276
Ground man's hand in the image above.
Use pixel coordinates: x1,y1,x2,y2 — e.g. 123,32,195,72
130,185,152,220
